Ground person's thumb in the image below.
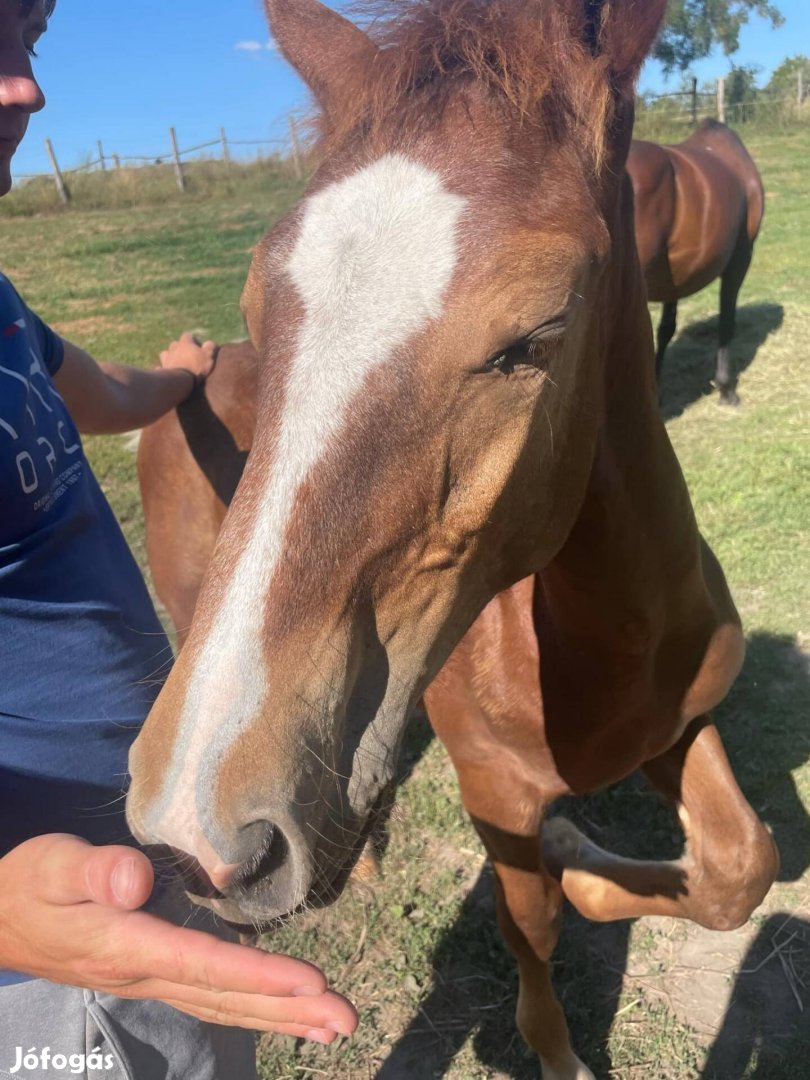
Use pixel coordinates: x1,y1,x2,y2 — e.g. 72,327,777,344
29,834,154,909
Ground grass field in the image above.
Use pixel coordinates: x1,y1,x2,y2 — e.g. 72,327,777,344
3,127,808,1079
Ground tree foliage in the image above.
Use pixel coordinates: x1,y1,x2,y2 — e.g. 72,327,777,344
655,0,784,73
726,62,761,120
765,55,810,100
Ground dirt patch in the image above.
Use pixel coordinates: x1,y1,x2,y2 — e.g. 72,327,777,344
615,884,810,1076
65,295,132,314
51,315,137,338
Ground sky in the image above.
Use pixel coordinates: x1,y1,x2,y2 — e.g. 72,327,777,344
11,0,810,178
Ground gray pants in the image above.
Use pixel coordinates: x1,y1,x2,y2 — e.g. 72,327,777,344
0,880,257,1080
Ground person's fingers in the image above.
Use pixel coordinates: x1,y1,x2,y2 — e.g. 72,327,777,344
132,980,358,1034
157,1000,341,1042
86,850,154,910
30,836,154,910
112,911,331,998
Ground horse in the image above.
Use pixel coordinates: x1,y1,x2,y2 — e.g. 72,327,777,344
137,340,258,649
627,120,765,404
127,3,779,1077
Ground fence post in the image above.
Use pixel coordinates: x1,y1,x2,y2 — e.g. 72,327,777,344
799,69,804,107
220,127,231,165
288,116,303,180
112,154,121,170
44,139,70,204
690,77,698,125
97,139,106,172
169,126,186,192
717,77,726,124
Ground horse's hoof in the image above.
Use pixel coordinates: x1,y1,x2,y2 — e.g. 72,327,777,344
542,816,583,867
719,390,741,407
540,1053,596,1080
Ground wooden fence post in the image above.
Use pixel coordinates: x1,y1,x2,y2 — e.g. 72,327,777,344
220,127,231,165
717,77,726,124
44,139,69,204
288,116,303,180
97,139,106,171
112,154,121,170
690,77,698,125
169,126,186,192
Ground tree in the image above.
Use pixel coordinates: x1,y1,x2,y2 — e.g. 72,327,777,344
765,55,810,101
725,63,761,121
655,1,784,73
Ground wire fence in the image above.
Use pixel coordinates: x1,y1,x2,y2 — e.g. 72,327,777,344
13,119,305,205
635,74,810,137
11,74,809,207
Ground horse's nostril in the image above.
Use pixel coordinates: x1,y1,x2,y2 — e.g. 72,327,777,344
236,820,289,891
164,847,226,899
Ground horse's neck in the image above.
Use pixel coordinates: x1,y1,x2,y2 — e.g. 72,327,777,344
541,207,712,652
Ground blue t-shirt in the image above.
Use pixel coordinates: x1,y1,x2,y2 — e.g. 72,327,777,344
0,274,172,858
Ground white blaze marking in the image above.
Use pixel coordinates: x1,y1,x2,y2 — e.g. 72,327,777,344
150,154,467,856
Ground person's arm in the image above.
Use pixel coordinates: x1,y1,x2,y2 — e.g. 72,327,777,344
0,834,357,1042
52,333,217,435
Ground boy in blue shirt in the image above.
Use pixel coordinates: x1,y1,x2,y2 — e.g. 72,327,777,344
0,2,356,1075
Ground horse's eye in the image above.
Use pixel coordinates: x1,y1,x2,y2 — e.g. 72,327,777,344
482,321,567,377
485,349,517,374
485,342,536,375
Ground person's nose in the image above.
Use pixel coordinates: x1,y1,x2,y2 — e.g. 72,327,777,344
0,63,46,115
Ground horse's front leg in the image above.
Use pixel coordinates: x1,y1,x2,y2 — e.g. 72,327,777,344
472,813,596,1080
543,718,778,930
655,299,678,384
425,580,594,1078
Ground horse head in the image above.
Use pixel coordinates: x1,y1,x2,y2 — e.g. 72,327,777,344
127,0,668,923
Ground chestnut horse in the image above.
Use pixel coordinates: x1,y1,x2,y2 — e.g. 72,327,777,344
628,120,764,404
128,3,778,1077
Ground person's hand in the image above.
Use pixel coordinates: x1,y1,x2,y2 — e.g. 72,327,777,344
159,332,217,384
0,835,358,1043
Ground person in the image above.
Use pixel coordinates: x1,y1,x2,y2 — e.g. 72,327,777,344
0,2,358,1076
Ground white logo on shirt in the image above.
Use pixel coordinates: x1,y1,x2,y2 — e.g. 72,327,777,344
0,319,80,508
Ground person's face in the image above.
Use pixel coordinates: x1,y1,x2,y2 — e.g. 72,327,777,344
0,0,48,196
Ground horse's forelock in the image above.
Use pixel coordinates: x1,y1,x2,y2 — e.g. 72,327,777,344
310,0,614,169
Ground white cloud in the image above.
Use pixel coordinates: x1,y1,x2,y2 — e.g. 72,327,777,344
234,39,278,54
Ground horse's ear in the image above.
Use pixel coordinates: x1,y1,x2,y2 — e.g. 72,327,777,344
582,0,668,98
263,0,378,114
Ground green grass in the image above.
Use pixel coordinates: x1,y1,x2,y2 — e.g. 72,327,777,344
3,130,808,1079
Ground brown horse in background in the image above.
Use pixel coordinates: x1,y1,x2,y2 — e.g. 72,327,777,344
138,340,257,648
130,3,779,1077
627,119,764,404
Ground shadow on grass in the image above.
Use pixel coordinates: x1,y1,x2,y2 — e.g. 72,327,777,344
701,913,810,1080
377,632,809,1079
659,303,784,421
699,633,810,1079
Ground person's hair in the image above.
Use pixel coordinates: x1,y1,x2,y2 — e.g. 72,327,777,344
19,1,57,19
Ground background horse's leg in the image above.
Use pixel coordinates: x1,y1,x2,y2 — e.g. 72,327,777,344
655,300,678,384
715,242,753,406
544,719,778,929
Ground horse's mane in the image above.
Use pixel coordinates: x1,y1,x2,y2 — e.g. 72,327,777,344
316,0,615,166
